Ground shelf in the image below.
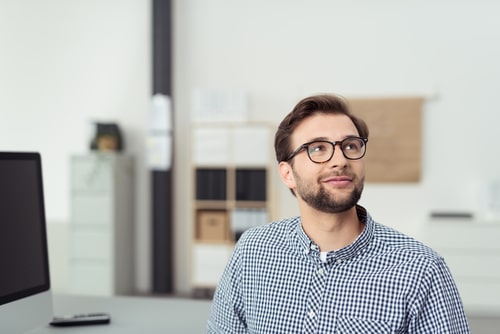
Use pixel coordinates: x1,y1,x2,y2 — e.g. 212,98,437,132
190,124,273,289
194,200,229,210
234,201,268,209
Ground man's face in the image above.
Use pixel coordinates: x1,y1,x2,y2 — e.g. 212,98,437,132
280,113,366,214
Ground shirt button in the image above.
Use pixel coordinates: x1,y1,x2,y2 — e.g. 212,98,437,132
317,268,324,275
337,259,343,264
308,311,316,319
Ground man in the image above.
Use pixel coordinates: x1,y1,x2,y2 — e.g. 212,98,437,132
208,94,470,333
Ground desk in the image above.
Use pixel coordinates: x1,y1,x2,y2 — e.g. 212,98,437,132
27,294,212,334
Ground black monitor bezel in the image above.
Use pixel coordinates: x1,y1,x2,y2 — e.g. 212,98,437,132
0,152,51,306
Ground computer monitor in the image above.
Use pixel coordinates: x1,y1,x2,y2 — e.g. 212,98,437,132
0,152,53,333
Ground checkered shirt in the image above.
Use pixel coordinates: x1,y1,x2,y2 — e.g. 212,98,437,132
207,206,470,333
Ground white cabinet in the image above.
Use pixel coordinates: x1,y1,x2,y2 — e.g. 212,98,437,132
68,153,134,296
190,123,275,291
422,220,500,313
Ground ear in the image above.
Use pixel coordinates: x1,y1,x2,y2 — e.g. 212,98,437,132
278,161,296,190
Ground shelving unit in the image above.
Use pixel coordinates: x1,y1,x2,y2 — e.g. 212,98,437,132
68,153,134,296
190,123,274,292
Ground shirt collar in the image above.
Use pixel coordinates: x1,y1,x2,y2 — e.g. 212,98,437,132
294,205,375,261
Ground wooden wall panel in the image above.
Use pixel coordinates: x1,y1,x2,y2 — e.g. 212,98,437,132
348,97,423,183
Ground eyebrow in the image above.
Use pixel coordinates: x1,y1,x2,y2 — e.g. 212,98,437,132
304,135,359,143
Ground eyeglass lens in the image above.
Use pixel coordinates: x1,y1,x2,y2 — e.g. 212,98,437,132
307,138,366,162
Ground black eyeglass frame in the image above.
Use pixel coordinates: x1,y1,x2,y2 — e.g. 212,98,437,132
285,137,368,163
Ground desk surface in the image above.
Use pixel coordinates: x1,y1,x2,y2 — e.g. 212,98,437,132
27,294,212,334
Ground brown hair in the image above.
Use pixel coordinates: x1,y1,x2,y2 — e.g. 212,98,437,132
274,94,369,163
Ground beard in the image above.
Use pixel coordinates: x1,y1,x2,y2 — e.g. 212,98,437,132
293,171,364,214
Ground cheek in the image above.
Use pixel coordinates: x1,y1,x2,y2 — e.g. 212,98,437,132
290,164,312,188
293,163,320,184
354,161,366,178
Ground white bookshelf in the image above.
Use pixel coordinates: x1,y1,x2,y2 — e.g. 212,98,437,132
190,123,275,291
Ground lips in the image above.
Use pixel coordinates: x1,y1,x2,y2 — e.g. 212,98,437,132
323,175,352,187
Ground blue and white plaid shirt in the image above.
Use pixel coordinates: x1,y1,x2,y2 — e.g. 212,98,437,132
208,206,470,333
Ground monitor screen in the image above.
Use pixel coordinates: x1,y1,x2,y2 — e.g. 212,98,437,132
0,152,53,332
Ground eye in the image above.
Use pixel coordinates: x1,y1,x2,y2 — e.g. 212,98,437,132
343,138,362,151
308,142,330,155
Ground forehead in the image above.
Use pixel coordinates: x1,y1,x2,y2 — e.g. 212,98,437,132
291,113,359,144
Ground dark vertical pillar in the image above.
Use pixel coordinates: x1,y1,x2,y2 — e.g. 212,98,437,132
152,0,173,294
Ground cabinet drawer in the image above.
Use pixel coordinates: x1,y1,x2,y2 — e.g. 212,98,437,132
71,155,114,191
70,228,111,260
192,244,233,287
455,280,500,311
424,221,500,250
71,196,112,224
69,262,112,296
437,252,500,279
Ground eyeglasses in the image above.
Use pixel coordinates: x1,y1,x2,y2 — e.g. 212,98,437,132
286,137,368,163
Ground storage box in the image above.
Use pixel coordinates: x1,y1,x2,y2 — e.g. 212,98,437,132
196,211,229,241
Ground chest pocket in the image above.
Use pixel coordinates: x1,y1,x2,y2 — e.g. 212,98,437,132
336,316,393,334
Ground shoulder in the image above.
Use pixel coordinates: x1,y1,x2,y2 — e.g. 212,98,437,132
239,216,299,241
368,221,458,296
371,221,444,266
367,220,468,330
359,206,443,265
235,216,300,251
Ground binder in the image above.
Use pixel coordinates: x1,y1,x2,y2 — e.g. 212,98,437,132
235,169,266,201
196,169,227,200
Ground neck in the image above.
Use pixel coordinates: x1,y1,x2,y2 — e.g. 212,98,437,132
300,205,363,252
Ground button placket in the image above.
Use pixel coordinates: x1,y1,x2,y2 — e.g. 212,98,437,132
304,245,329,334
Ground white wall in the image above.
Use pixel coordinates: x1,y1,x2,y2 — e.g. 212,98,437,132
173,0,500,292
2,0,500,296
0,0,152,293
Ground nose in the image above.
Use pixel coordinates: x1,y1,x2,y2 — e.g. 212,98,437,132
327,143,348,168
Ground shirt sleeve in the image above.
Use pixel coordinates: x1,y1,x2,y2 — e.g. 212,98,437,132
207,242,247,333
409,256,471,333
